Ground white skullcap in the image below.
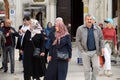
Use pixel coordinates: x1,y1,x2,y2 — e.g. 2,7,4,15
55,17,63,22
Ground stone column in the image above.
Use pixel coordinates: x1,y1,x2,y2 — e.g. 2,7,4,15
108,0,112,18
98,0,104,23
95,0,103,24
49,0,56,24
96,0,108,24
104,0,108,18
88,0,96,16
46,0,50,24
83,0,89,23
15,0,23,30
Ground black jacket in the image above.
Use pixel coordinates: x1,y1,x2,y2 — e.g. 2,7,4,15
2,26,19,47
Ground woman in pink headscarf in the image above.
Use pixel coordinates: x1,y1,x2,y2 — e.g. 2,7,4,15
44,17,72,80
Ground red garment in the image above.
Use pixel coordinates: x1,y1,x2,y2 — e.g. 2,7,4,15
102,28,117,45
99,56,104,67
4,27,12,46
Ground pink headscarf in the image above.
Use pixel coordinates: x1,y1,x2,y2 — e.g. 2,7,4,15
53,17,69,45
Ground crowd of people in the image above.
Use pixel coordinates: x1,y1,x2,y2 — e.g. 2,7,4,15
76,14,118,80
0,17,72,80
0,14,119,80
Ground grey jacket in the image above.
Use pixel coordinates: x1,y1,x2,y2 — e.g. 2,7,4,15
76,24,104,55
0,31,6,55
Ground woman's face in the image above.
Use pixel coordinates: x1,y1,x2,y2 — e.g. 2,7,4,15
55,22,60,32
48,22,52,28
0,23,4,27
55,26,59,32
23,19,30,26
106,23,112,28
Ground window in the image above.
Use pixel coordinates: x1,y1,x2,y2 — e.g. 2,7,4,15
0,1,5,19
0,1,5,11
33,0,45,2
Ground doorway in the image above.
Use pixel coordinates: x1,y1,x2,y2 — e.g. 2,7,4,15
56,0,71,25
71,0,83,38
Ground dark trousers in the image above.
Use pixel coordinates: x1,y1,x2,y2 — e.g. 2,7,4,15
4,46,14,73
44,59,68,80
45,48,49,63
19,51,22,61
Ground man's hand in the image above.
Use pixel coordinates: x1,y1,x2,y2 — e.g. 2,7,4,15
6,32,10,37
9,29,15,33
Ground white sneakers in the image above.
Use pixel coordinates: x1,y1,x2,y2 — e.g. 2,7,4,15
99,70,113,77
99,70,104,76
104,70,113,77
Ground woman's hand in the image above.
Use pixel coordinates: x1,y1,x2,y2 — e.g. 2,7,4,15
47,56,52,61
40,52,45,56
19,50,23,55
68,58,71,62
115,46,118,54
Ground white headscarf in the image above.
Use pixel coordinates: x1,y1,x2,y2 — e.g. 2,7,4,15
30,19,43,38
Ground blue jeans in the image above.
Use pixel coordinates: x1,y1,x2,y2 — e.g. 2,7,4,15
4,46,15,73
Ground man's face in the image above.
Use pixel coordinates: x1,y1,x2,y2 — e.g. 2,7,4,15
23,19,30,26
85,16,92,27
5,20,11,27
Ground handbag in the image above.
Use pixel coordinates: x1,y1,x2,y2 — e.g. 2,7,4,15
57,51,69,60
33,48,41,57
31,39,41,57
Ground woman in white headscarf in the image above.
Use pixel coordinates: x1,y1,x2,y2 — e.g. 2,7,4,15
22,19,46,80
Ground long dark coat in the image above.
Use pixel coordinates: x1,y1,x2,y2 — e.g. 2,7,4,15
16,25,22,49
22,30,46,79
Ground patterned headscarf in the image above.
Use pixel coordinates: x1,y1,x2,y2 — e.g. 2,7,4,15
30,19,43,38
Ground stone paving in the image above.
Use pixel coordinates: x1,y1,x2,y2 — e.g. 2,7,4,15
0,44,120,80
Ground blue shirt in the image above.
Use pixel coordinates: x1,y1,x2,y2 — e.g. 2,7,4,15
87,26,96,51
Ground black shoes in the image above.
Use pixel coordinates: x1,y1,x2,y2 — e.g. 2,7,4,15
19,57,22,61
4,69,8,73
4,69,14,74
11,71,14,74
